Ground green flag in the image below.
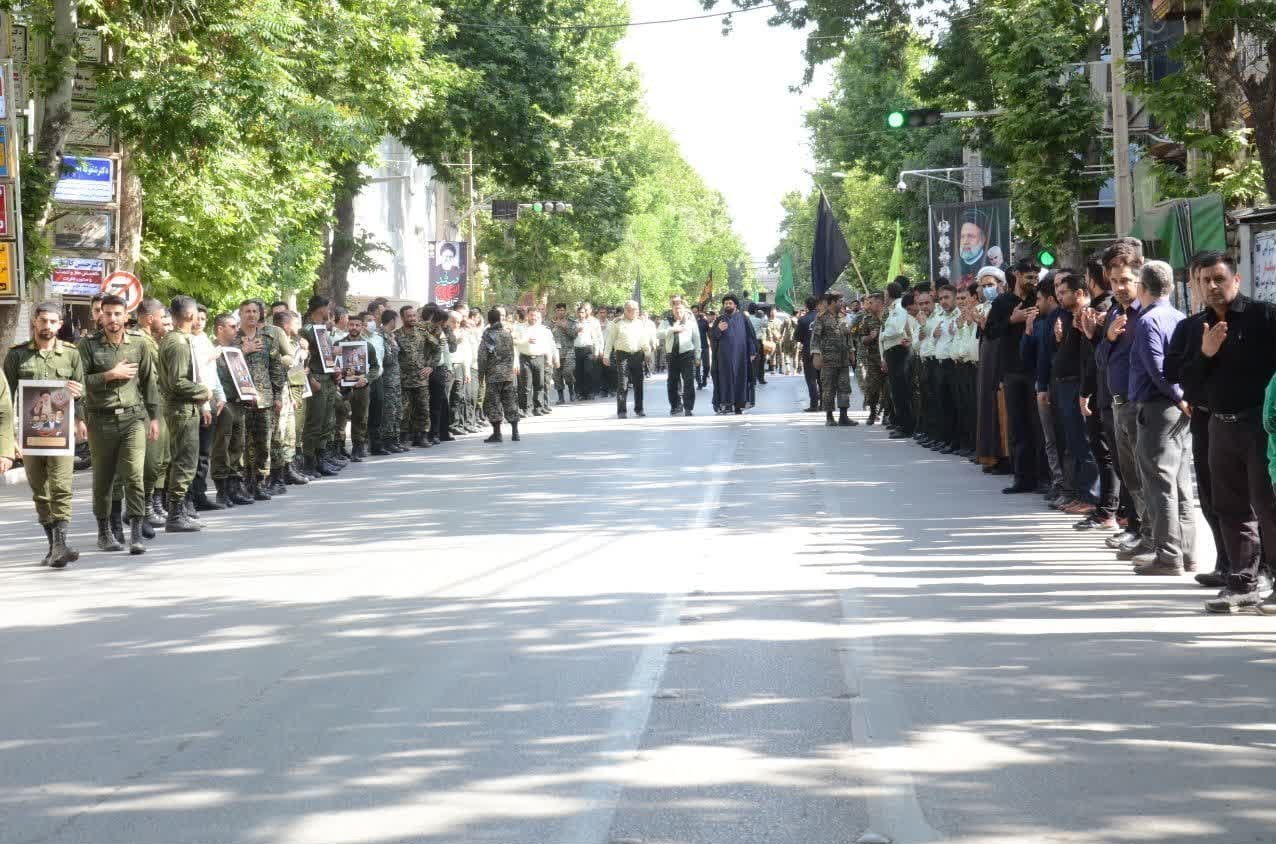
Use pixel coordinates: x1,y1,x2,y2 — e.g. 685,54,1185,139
888,218,908,288
776,253,796,312
886,220,903,288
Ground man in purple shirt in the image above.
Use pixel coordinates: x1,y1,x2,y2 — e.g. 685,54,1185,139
1094,238,1148,558
1129,260,1195,575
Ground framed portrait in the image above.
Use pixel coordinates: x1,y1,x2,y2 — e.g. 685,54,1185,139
312,324,337,373
221,346,259,404
18,380,75,456
338,340,368,388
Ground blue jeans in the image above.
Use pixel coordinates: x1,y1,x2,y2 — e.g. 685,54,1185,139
1055,379,1099,503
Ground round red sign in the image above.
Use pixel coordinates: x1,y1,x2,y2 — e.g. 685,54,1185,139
100,271,144,313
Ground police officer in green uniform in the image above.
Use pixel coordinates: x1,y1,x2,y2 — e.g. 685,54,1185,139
3,303,87,567
210,312,254,507
158,295,211,532
135,299,171,529
78,293,160,554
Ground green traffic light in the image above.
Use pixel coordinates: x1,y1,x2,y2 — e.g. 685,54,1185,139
533,201,544,213
1038,249,1056,268
887,111,905,129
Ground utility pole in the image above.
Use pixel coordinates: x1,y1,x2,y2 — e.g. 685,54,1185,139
1107,0,1134,236
464,147,476,307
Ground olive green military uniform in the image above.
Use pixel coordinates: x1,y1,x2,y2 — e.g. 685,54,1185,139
284,357,307,464
347,337,381,448
141,333,169,499
301,324,338,457
158,331,211,502
478,325,519,423
855,311,885,413
0,375,13,466
811,312,854,412
4,340,85,525
78,329,160,519
397,324,437,440
211,348,246,481
235,327,286,482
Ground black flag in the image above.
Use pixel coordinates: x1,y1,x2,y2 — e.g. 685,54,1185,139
811,192,850,297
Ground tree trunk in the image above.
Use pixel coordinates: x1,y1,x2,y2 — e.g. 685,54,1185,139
116,145,143,272
317,160,361,308
1199,18,1249,191
33,0,79,235
1238,45,1276,203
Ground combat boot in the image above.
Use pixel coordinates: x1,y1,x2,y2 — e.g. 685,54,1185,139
184,498,203,523
371,436,389,456
351,442,367,461
40,524,54,566
511,420,521,442
485,422,503,443
249,474,271,501
866,406,878,426
825,411,837,427
214,478,235,508
165,493,202,532
97,518,124,552
144,493,165,528
128,517,147,555
151,489,169,520
229,477,255,505
270,468,288,495
50,521,79,568
318,451,342,475
285,462,310,485
557,389,566,405
110,500,127,545
839,409,858,427
328,444,350,466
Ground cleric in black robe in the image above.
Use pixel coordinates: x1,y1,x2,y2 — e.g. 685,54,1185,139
709,295,757,414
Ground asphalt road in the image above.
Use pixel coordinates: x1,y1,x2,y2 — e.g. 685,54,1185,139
2,373,1274,844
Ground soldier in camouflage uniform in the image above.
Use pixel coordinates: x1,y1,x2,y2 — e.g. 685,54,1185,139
396,305,435,448
855,294,886,425
272,308,310,484
477,308,521,443
158,296,212,533
301,296,342,478
235,300,286,501
4,303,87,567
550,303,577,403
343,312,380,458
377,310,407,453
811,291,858,427
257,301,295,494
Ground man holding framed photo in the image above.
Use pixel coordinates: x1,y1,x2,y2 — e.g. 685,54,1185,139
3,303,88,568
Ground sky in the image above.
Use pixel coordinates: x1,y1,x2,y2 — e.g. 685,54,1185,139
620,1,831,260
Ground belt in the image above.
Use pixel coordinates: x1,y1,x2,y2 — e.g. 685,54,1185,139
1056,375,1080,383
1213,408,1260,423
88,405,141,416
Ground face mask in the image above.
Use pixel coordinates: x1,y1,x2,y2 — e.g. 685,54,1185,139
982,286,998,303
960,245,984,265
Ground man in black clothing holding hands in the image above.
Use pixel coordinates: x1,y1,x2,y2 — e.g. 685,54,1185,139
985,259,1041,494
796,296,821,412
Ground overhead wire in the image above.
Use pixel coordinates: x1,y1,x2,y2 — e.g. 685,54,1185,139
440,2,795,30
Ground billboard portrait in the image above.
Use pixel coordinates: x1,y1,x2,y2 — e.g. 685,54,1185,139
929,199,1012,287
428,241,467,309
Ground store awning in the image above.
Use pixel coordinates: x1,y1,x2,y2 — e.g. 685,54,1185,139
1130,193,1227,269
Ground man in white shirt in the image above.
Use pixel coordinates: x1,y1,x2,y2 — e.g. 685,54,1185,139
658,295,702,416
573,304,604,400
950,283,981,457
879,280,915,438
603,300,654,418
189,305,226,512
520,309,556,416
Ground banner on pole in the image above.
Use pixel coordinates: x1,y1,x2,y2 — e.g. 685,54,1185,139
928,199,1011,286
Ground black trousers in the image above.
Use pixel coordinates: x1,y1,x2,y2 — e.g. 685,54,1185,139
1104,405,1139,532
615,350,645,413
697,347,709,387
1003,372,1040,490
428,368,452,439
1209,414,1275,592
575,346,596,398
667,350,696,412
884,345,914,434
1087,398,1120,521
949,361,977,451
521,355,548,413
1191,408,1229,573
803,351,820,408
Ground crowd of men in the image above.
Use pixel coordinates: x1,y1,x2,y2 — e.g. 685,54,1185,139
0,288,797,569
815,239,1276,615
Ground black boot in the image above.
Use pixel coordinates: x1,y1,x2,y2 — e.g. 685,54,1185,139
229,477,255,505
194,485,226,511
285,462,310,485
97,518,124,552
152,489,169,520
839,408,858,427
249,473,271,501
270,468,288,495
214,478,235,508
557,389,566,405
314,454,338,477
128,517,147,554
510,420,521,442
322,447,345,473
110,500,127,545
371,436,389,456
825,411,837,427
351,442,367,460
485,422,503,443
50,520,79,568
40,524,53,566
328,443,350,466
165,493,202,532
144,493,165,528
184,497,203,522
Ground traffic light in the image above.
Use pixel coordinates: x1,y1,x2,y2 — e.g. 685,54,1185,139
1037,247,1057,268
491,199,518,221
527,201,572,215
886,108,943,129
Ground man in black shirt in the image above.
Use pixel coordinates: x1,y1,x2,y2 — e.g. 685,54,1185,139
1164,255,1231,588
1077,259,1121,530
1053,271,1101,510
985,259,1040,493
796,296,820,412
1180,252,1276,613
